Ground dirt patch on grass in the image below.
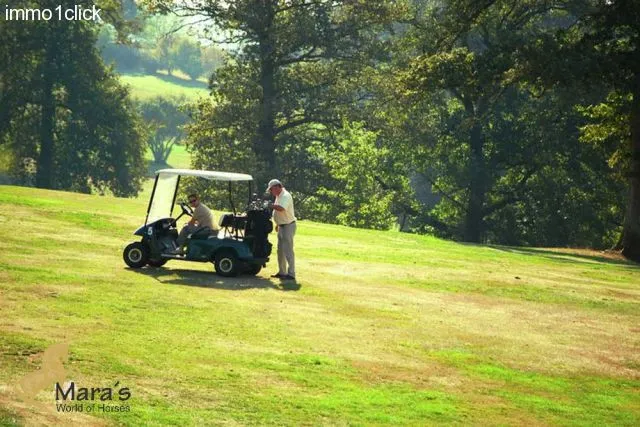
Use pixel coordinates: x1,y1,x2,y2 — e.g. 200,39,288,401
352,358,465,389
605,288,640,299
435,292,640,378
0,392,108,427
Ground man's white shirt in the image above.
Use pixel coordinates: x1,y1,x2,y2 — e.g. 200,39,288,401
274,189,296,225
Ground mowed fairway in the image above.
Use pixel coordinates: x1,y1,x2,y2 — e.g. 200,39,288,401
0,185,639,426
121,74,209,101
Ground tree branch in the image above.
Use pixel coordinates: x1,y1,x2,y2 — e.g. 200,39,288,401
482,167,537,216
419,171,468,213
274,116,339,134
275,1,330,15
277,45,324,66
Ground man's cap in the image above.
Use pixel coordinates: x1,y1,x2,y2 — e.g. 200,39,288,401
266,179,282,192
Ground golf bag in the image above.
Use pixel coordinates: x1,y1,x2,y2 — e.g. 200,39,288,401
245,208,273,258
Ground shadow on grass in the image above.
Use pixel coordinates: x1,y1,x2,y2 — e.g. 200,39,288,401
128,266,301,291
490,245,640,269
152,72,208,89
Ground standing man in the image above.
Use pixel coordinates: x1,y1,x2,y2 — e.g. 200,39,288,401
267,179,296,280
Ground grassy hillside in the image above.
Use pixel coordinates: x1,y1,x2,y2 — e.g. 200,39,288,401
145,144,192,171
0,185,638,425
121,74,209,100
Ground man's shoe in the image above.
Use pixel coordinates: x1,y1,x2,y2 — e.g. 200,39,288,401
271,273,286,278
283,275,296,280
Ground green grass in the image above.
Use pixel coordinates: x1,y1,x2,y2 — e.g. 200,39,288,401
121,74,209,100
145,144,192,171
0,185,639,425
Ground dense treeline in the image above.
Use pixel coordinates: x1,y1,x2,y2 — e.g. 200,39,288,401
147,0,638,258
0,0,146,196
98,13,226,79
1,0,638,259
0,1,202,194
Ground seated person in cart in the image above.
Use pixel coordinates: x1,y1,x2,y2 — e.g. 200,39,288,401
176,193,218,251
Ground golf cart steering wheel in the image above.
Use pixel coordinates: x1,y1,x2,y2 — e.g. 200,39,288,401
180,202,193,217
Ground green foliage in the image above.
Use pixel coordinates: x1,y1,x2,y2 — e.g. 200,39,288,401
150,0,403,231
54,69,147,197
186,65,260,176
138,14,182,75
150,0,394,180
384,0,627,248
523,0,640,257
201,45,226,76
3,0,639,249
313,123,396,230
579,91,632,184
171,38,203,80
139,50,160,74
403,0,576,242
0,0,146,196
138,96,189,164
98,12,222,79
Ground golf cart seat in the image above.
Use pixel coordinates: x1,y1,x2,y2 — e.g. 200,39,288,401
219,214,234,229
219,213,247,239
188,227,214,240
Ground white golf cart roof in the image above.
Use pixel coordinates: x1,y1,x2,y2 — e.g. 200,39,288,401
156,169,253,181
146,169,253,225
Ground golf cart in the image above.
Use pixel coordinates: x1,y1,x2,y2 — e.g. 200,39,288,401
123,169,273,277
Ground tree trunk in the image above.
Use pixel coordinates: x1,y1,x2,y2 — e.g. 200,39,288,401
35,38,56,189
255,4,278,180
622,71,640,262
463,119,486,242
258,54,277,172
0,88,12,138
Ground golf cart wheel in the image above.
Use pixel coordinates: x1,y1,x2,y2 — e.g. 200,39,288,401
147,258,168,267
214,251,239,277
123,242,148,268
246,264,262,276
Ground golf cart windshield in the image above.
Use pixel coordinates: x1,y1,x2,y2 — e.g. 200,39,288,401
145,169,253,225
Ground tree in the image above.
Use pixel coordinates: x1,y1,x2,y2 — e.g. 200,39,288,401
0,0,146,196
138,13,184,75
200,45,226,75
312,122,405,230
171,38,203,80
403,0,584,242
139,96,188,164
98,24,141,72
146,0,393,186
530,0,640,260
